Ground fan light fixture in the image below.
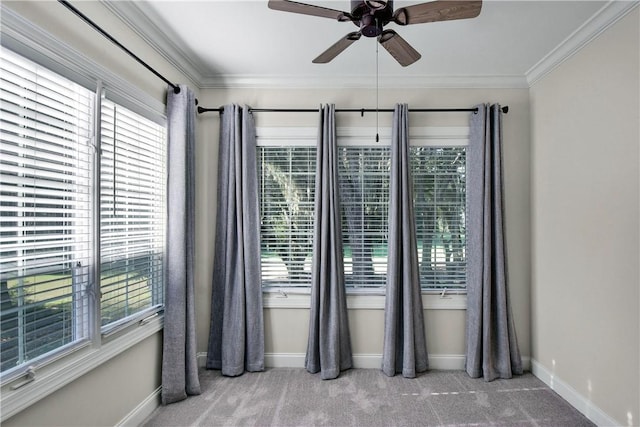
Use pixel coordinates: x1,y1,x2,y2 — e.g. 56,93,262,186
365,0,388,10
267,0,483,67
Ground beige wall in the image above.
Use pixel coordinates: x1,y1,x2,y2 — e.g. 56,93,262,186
196,87,531,362
1,1,197,425
530,7,639,425
20,0,640,423
3,334,163,427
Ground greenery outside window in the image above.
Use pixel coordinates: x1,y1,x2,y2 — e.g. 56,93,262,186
257,127,467,293
0,46,166,379
99,99,165,331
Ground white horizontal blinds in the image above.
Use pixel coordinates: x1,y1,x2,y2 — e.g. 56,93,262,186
411,146,466,290
257,131,468,292
99,99,165,327
258,146,316,287
0,47,93,374
338,147,390,288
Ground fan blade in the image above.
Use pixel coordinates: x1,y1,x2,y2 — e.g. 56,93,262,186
393,0,482,26
379,30,421,67
268,0,349,21
313,32,362,63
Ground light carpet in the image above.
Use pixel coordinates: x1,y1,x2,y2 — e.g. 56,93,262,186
142,368,595,426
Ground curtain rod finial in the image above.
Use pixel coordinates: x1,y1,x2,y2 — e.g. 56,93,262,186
173,85,181,94
501,106,509,114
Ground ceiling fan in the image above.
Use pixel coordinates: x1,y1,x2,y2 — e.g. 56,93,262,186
268,0,482,67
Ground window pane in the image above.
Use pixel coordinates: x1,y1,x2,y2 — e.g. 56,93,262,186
339,146,390,288
99,100,165,327
257,133,467,292
258,146,315,288
0,47,93,374
411,146,466,290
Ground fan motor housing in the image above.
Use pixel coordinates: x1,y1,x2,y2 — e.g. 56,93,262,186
350,0,394,37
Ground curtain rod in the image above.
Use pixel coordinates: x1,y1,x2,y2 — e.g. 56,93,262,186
57,0,181,94
197,106,509,115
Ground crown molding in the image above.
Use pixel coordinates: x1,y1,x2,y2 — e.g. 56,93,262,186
97,0,527,90
101,0,638,90
100,0,204,89
199,74,529,89
0,4,166,121
526,0,639,87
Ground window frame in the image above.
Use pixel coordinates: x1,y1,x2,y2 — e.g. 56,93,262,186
0,46,96,376
0,6,167,420
256,125,470,303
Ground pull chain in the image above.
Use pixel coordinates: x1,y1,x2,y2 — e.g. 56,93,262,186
375,28,380,143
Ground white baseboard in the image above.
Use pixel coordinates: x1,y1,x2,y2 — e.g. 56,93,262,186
115,386,162,427
264,352,305,368
197,351,207,367
531,359,619,427
429,354,466,370
200,352,530,372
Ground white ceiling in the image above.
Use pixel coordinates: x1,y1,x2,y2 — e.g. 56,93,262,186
109,0,617,88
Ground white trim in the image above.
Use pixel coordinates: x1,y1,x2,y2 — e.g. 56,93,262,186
263,293,467,310
258,124,469,308
263,353,464,370
1,317,163,422
98,1,525,89
103,2,521,90
264,353,306,368
531,359,620,427
61,0,637,91
0,5,166,122
199,74,529,90
115,386,162,427
197,352,207,368
256,127,317,147
101,0,202,88
199,352,530,372
526,1,640,87
427,354,467,370
263,353,526,371
256,126,469,146
263,293,310,309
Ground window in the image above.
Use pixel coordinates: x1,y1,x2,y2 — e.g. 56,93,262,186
0,47,94,373
99,100,165,330
339,146,390,288
411,146,466,290
257,128,467,292
258,146,315,287
0,46,166,378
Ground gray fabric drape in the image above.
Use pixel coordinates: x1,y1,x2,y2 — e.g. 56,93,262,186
305,104,353,380
206,104,264,377
162,85,201,405
466,104,523,381
382,104,429,378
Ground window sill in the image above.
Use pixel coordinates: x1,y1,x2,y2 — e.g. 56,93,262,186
263,292,466,310
0,314,164,422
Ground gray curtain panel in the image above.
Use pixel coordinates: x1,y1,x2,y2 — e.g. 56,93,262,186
305,104,353,380
382,104,429,378
466,104,523,381
206,104,265,376
162,85,201,405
